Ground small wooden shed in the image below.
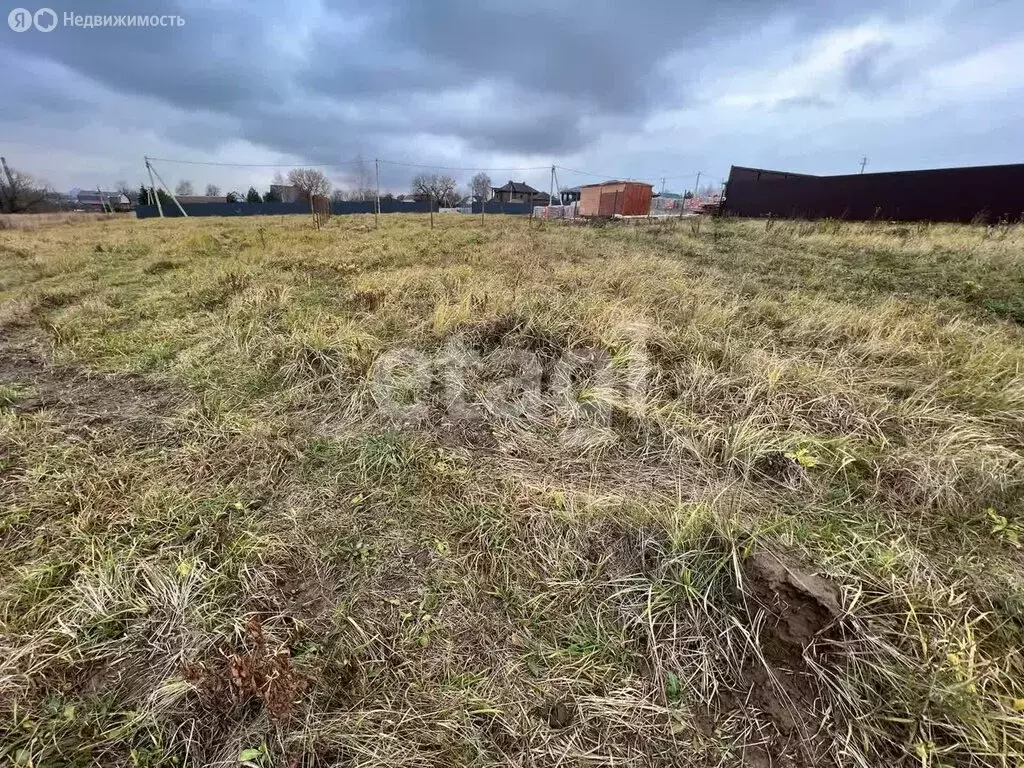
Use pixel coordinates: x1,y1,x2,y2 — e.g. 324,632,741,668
578,180,653,217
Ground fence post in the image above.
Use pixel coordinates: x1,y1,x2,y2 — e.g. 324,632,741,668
374,157,380,230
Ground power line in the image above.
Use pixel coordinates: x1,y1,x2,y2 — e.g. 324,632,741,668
145,154,717,184
556,165,631,180
556,165,703,183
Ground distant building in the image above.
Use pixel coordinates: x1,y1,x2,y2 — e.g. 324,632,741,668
578,180,653,217
560,186,581,205
269,184,301,203
492,180,545,205
75,190,133,212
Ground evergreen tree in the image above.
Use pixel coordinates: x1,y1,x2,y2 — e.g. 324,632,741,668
246,186,262,204
137,186,173,207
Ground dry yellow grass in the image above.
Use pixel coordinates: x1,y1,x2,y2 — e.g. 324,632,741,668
0,212,134,231
1,213,1023,767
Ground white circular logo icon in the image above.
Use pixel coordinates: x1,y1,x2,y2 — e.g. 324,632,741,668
34,7,57,31
8,7,33,31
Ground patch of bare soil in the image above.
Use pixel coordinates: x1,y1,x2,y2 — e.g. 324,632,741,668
0,330,183,447
726,550,843,768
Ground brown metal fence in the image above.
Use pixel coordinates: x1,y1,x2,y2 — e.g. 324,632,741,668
723,163,1024,223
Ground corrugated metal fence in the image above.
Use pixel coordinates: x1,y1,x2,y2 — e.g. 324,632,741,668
724,163,1024,223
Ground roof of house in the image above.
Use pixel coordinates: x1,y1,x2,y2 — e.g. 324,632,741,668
76,190,119,201
492,180,540,194
579,180,654,188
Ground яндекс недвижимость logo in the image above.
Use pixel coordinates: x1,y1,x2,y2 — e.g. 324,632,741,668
8,8,57,31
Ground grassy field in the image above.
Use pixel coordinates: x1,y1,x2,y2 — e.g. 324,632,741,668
1,213,1023,767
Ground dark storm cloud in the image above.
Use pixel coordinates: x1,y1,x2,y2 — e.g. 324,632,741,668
5,1,291,110
5,0,1022,185
3,0,879,162
842,40,908,93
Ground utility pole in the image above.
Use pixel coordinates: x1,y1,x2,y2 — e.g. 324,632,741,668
145,157,164,218
549,164,555,216
1,156,15,191
1,156,16,212
147,158,187,217
660,177,666,196
681,170,701,219
859,156,868,174
374,157,380,229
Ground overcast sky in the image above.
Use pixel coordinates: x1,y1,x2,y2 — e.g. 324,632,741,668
3,0,1022,196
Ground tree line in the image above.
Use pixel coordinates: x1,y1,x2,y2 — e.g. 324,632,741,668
143,168,497,209
1,158,498,214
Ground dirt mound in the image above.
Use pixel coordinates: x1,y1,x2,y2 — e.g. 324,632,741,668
726,550,843,767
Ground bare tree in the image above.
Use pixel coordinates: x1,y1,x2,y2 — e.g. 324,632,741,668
205,184,221,197
469,172,492,202
115,180,133,198
175,179,194,196
0,163,47,213
411,173,459,207
330,189,346,204
287,168,331,201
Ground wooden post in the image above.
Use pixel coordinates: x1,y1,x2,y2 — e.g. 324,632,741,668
430,193,434,229
145,158,164,218
374,157,380,229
